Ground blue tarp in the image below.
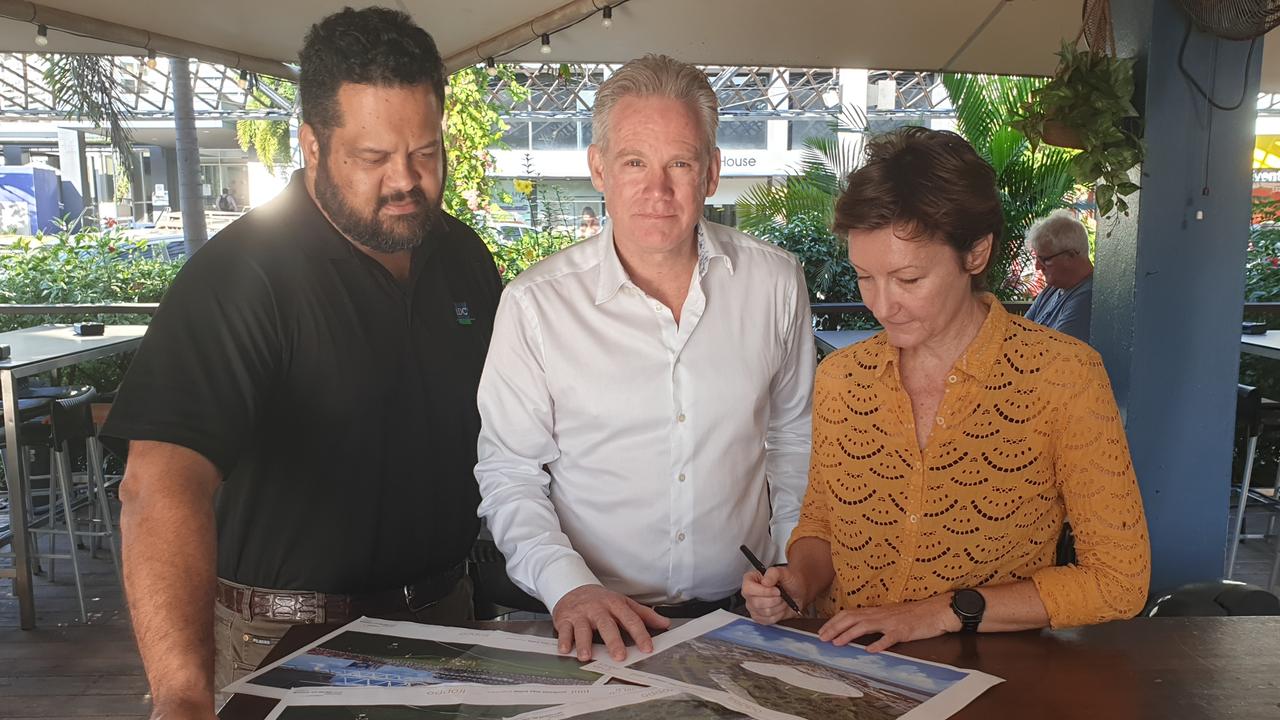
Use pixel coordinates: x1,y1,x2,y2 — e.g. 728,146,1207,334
0,165,61,235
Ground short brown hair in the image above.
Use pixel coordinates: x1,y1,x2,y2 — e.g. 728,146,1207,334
833,127,1003,289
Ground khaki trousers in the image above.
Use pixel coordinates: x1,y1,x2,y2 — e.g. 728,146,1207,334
212,576,474,708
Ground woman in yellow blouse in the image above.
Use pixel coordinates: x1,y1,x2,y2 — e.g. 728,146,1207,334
742,127,1150,651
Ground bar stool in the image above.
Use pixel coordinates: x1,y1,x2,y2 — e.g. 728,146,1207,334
42,387,122,588
1228,385,1280,582
2,386,123,623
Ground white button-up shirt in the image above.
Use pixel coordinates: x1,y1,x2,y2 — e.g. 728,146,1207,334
475,220,814,611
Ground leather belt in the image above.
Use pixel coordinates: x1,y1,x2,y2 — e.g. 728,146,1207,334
651,593,742,619
216,562,467,624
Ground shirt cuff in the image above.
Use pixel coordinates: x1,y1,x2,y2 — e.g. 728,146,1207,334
534,554,602,614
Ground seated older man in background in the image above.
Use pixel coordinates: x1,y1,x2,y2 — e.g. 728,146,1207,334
476,54,814,664
1024,209,1094,342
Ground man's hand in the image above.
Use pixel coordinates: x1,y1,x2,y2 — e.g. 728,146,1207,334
741,566,807,624
817,594,959,652
552,584,670,662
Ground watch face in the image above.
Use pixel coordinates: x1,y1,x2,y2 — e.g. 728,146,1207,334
953,589,985,616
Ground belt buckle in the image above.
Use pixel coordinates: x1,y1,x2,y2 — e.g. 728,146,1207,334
404,584,441,613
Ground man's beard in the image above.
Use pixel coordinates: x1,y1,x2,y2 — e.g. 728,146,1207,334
314,160,442,254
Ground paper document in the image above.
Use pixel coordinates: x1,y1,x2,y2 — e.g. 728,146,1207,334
262,684,640,719
228,617,609,700
585,610,1002,720
510,686,758,719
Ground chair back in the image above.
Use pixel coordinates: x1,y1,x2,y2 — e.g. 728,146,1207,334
1237,384,1264,438
1146,580,1280,617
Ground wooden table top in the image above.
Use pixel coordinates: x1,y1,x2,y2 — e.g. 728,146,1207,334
218,616,1280,720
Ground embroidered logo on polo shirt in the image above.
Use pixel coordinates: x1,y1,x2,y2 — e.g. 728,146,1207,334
454,302,473,326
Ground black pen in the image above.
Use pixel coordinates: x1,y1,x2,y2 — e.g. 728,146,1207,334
739,544,802,615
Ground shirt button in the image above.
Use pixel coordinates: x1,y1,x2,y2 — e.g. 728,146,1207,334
677,413,686,423
677,532,686,542
909,514,919,523
653,303,663,313
948,375,958,384
678,473,686,482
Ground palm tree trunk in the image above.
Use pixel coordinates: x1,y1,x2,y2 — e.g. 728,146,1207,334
171,57,208,255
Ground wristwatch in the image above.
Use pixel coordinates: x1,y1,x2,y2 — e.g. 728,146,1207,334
950,589,986,633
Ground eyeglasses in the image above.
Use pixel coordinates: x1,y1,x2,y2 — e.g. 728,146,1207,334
1034,249,1074,266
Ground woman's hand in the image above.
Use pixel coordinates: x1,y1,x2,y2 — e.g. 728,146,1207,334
741,566,808,624
818,593,959,652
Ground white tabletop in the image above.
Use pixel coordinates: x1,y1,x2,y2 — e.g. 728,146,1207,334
0,324,149,374
1241,331,1280,361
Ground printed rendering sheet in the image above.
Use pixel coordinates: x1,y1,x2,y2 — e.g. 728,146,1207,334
261,685,640,720
510,686,758,719
584,610,1003,720
228,617,608,700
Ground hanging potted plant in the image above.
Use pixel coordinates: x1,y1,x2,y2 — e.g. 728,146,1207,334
1012,40,1144,216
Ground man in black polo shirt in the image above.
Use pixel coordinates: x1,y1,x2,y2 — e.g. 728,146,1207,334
102,8,500,718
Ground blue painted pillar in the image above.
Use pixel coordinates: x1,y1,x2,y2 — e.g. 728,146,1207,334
1094,0,1262,593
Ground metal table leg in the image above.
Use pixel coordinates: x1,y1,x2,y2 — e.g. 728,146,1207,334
1,368,36,629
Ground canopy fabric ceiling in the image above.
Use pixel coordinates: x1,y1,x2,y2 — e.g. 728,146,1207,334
0,0,1277,90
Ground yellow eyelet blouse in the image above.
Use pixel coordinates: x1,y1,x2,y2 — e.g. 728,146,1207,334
789,296,1151,628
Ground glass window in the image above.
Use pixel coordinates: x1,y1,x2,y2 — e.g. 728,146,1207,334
499,120,531,150
531,120,579,150
789,117,836,150
716,118,767,150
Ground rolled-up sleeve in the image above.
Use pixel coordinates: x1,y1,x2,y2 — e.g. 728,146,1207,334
474,287,599,613
1032,353,1151,628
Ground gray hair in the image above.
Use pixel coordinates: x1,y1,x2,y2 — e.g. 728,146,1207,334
1026,209,1089,256
591,54,719,156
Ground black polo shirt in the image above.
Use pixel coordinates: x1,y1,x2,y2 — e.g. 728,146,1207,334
102,171,501,594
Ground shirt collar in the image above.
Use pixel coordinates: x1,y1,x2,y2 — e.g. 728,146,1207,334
873,293,1009,383
594,220,733,306
285,169,354,260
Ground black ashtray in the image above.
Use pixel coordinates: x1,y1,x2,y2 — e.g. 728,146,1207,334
73,322,105,336
1243,321,1268,335
0,344,10,360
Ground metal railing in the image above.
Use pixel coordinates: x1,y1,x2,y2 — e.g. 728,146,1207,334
0,304,160,316
4,301,1280,320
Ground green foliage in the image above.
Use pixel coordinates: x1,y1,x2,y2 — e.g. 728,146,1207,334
489,228,576,283
1011,42,1143,216
738,116,862,311
236,77,297,173
443,66,527,248
490,179,576,283
0,221,183,388
44,55,136,175
1245,199,1280,302
944,73,1078,299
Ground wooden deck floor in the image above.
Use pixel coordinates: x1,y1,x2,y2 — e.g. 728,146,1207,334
1,526,147,720
0,501,1277,719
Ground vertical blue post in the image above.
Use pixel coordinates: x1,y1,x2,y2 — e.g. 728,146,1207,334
1095,0,1263,592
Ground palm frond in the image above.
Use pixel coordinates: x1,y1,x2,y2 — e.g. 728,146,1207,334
44,54,135,173
943,72,1081,298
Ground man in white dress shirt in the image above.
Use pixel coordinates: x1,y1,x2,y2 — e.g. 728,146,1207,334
475,54,814,663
